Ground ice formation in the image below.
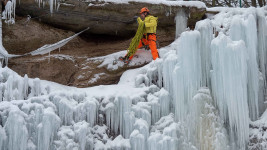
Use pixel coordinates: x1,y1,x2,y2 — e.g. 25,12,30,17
35,0,57,13
30,28,89,56
2,0,16,24
0,6,267,150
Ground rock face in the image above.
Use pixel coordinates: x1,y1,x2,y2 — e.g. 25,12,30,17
16,0,206,37
7,1,206,87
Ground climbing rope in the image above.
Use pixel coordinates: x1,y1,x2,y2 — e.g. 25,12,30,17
126,20,145,57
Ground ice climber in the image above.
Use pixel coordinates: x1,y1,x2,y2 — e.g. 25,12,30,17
120,7,159,63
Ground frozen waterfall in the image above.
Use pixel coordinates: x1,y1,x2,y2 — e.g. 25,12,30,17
0,7,267,150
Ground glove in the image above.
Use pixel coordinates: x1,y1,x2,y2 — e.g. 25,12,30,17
137,17,143,24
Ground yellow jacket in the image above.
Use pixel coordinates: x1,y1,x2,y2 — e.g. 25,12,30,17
137,15,158,34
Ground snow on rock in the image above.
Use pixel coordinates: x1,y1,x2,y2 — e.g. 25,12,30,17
90,0,206,8
96,49,153,71
88,73,105,84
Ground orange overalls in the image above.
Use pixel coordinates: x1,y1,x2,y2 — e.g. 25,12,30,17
137,33,159,60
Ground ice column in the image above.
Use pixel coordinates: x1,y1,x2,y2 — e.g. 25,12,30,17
74,121,93,150
190,88,229,150
32,78,41,97
103,102,119,133
4,108,28,150
2,0,16,24
256,9,267,87
171,31,202,122
211,34,249,149
195,19,213,87
162,51,178,97
75,99,99,127
130,130,146,150
37,107,60,150
175,9,187,39
23,75,29,100
0,125,7,150
115,95,133,138
229,15,259,121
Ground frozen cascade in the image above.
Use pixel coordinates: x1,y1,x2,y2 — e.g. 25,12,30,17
175,9,187,38
229,14,259,121
1,8,267,150
74,98,98,127
4,107,28,150
190,88,229,150
257,8,267,88
195,19,213,87
35,0,57,13
211,33,249,149
23,75,29,100
0,125,6,150
2,0,16,24
55,121,94,150
37,107,60,150
115,95,134,138
170,30,202,122
0,68,48,102
162,50,177,97
32,78,41,97
73,121,94,150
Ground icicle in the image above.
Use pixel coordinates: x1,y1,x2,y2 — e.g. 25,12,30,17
2,0,15,24
195,19,213,87
4,75,13,101
175,9,187,39
0,85,3,101
130,130,146,150
162,50,177,97
189,88,229,150
147,94,160,125
154,88,171,117
4,108,28,150
229,14,259,121
58,97,77,125
0,125,7,150
114,95,132,137
74,98,99,127
123,111,135,138
256,8,267,88
32,78,41,97
211,33,249,149
37,107,60,150
132,104,151,127
73,121,92,150
23,75,29,100
172,31,202,122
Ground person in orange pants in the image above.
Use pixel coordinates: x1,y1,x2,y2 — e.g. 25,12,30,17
136,33,159,60
121,7,159,63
